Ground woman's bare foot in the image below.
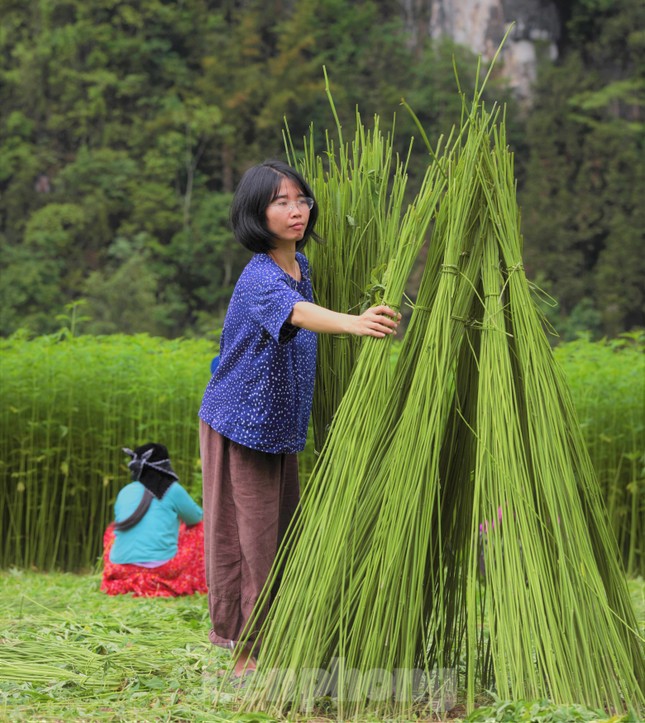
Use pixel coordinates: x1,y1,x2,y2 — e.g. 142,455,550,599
232,645,256,677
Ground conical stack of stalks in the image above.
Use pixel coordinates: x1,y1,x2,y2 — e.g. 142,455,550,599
235,97,644,719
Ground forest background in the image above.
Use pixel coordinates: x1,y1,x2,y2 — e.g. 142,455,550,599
0,0,643,342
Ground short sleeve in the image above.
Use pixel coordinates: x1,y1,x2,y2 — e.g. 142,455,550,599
250,275,306,345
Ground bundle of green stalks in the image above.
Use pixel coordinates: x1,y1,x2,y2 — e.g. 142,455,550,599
237,101,489,719
235,96,644,719
285,70,415,452
464,121,644,708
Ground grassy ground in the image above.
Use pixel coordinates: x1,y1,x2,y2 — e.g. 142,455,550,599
1,570,642,722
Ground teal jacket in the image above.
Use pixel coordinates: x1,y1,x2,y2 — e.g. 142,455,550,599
109,481,203,564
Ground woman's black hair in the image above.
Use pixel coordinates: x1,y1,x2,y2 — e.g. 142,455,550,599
230,159,321,253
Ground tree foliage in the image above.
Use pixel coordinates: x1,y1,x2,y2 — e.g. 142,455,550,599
521,0,645,337
0,0,642,337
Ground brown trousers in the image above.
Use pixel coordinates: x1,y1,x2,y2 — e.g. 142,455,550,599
199,420,299,649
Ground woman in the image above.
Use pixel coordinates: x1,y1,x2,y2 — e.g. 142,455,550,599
101,442,206,597
199,160,399,677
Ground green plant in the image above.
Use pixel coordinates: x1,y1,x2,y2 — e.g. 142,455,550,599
553,331,645,576
0,329,215,571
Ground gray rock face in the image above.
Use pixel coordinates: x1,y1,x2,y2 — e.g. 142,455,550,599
401,0,562,102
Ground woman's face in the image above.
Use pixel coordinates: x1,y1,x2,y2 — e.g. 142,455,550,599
265,178,311,247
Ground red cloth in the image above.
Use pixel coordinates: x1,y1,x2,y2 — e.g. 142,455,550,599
101,521,207,597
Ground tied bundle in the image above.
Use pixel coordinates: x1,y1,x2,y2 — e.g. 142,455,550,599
286,68,416,452
235,94,644,719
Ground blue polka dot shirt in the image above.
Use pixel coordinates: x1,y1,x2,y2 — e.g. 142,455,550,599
199,252,317,454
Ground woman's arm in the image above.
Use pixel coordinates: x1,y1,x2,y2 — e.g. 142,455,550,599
170,484,203,526
289,302,400,338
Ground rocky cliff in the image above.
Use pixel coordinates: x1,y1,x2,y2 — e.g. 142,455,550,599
401,0,562,103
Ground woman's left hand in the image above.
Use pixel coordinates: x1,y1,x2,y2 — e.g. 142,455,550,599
351,305,401,338
290,301,401,337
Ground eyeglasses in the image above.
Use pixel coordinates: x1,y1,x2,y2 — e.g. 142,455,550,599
269,197,314,212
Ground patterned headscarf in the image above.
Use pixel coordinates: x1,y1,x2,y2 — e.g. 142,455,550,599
122,443,178,499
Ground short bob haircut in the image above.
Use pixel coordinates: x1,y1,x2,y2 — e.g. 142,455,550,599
230,160,321,253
